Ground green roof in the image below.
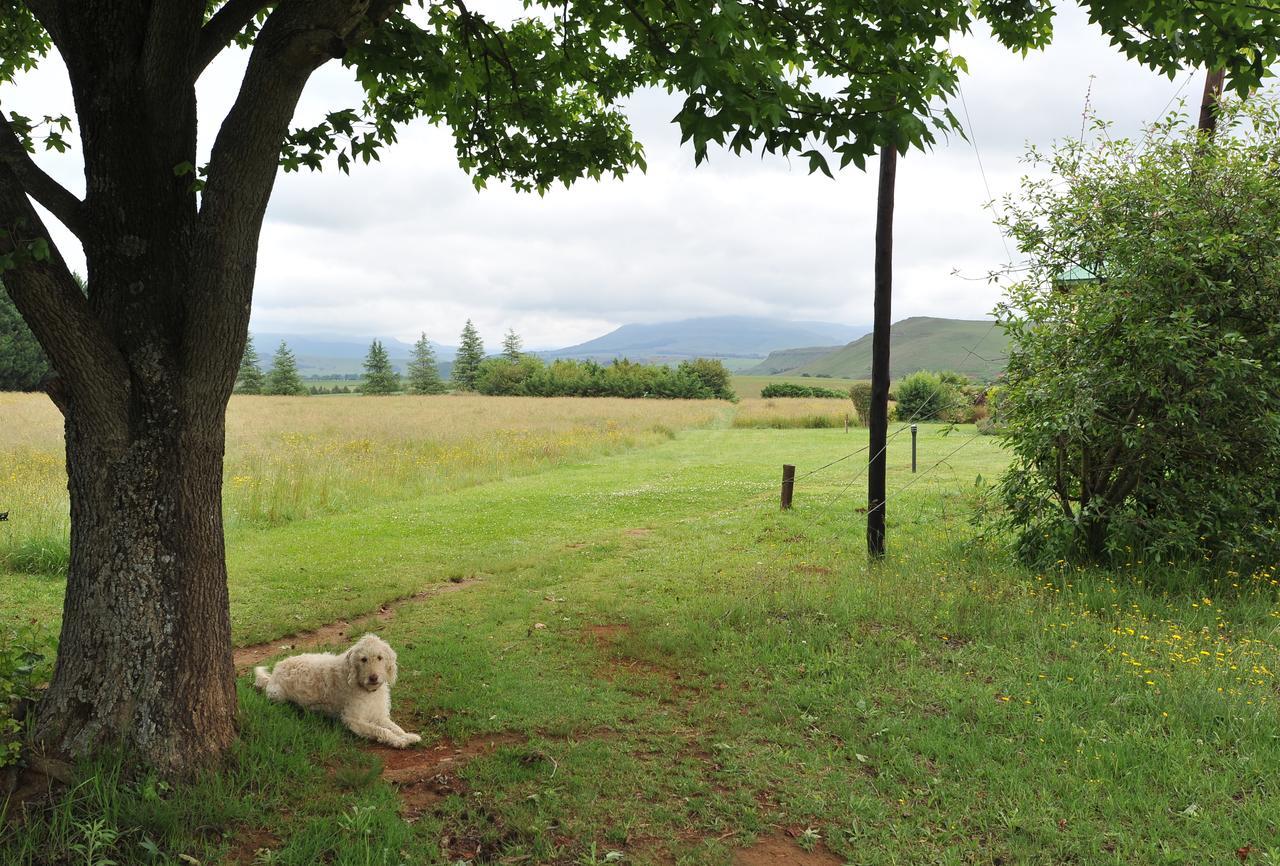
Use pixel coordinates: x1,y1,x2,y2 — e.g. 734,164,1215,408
1056,265,1098,283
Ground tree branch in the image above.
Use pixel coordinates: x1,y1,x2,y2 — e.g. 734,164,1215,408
191,0,401,399
0,159,129,444
195,0,273,76
0,113,86,237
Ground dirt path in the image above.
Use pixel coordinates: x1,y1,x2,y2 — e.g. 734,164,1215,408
232,577,481,672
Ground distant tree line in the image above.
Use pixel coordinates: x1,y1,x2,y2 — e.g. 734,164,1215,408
229,322,734,401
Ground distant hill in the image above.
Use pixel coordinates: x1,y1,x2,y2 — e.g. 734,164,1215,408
251,333,456,377
746,345,845,375
542,316,868,363
759,317,1009,382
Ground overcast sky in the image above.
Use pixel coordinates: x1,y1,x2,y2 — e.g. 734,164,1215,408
8,4,1222,349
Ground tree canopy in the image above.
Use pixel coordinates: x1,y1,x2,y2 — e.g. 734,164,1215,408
9,1,1275,213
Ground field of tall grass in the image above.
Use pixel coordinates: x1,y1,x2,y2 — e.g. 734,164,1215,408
732,396,860,429
0,393,729,574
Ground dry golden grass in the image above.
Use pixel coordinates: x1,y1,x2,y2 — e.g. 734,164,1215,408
731,396,858,429
0,393,728,571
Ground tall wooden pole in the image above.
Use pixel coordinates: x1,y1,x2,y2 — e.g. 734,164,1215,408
1198,68,1225,135
867,144,897,558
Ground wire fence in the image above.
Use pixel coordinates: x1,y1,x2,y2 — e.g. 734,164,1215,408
709,320,1006,622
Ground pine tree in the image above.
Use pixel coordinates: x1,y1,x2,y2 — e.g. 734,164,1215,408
264,341,307,396
235,334,265,394
501,327,523,362
361,339,400,395
452,319,485,391
0,280,52,391
406,332,446,394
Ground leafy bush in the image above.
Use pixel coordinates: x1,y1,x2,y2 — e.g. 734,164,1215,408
892,371,966,421
678,358,736,400
474,356,737,400
1,626,54,769
994,100,1280,570
848,382,872,424
760,382,846,399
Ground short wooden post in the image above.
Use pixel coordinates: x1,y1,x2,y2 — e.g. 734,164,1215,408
844,414,849,433
910,424,918,473
780,464,796,510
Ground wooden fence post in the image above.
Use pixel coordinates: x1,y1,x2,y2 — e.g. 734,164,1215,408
780,464,796,510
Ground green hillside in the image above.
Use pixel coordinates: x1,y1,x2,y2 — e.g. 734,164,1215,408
789,317,1008,382
744,345,844,375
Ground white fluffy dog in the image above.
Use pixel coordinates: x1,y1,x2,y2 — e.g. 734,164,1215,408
254,633,421,748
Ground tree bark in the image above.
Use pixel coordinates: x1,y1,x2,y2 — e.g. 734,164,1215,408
867,144,896,558
35,403,237,772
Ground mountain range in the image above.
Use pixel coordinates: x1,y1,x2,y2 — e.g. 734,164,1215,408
539,316,869,364
252,317,869,377
250,333,455,377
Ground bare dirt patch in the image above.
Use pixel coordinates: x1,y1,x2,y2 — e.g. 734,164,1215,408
586,623,632,643
733,833,844,865
223,828,283,865
623,528,654,537
367,732,526,819
233,578,480,671
583,623,699,698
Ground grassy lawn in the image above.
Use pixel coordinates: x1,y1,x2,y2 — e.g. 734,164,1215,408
4,419,1280,864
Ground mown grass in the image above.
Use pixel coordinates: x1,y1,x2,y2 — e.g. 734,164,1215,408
4,418,1280,864
0,393,729,576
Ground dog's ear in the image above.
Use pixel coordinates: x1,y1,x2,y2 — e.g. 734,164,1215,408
386,645,398,687
344,647,360,688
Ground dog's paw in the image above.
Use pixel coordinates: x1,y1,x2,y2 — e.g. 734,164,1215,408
402,732,422,745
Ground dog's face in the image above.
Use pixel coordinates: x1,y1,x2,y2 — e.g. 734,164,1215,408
345,635,398,692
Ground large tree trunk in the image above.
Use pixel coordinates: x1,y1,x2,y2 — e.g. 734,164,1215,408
36,400,237,771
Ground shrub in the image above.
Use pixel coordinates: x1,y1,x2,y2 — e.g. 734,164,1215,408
678,358,737,400
848,382,872,424
892,371,964,422
1,626,54,769
994,99,1280,570
761,382,845,399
